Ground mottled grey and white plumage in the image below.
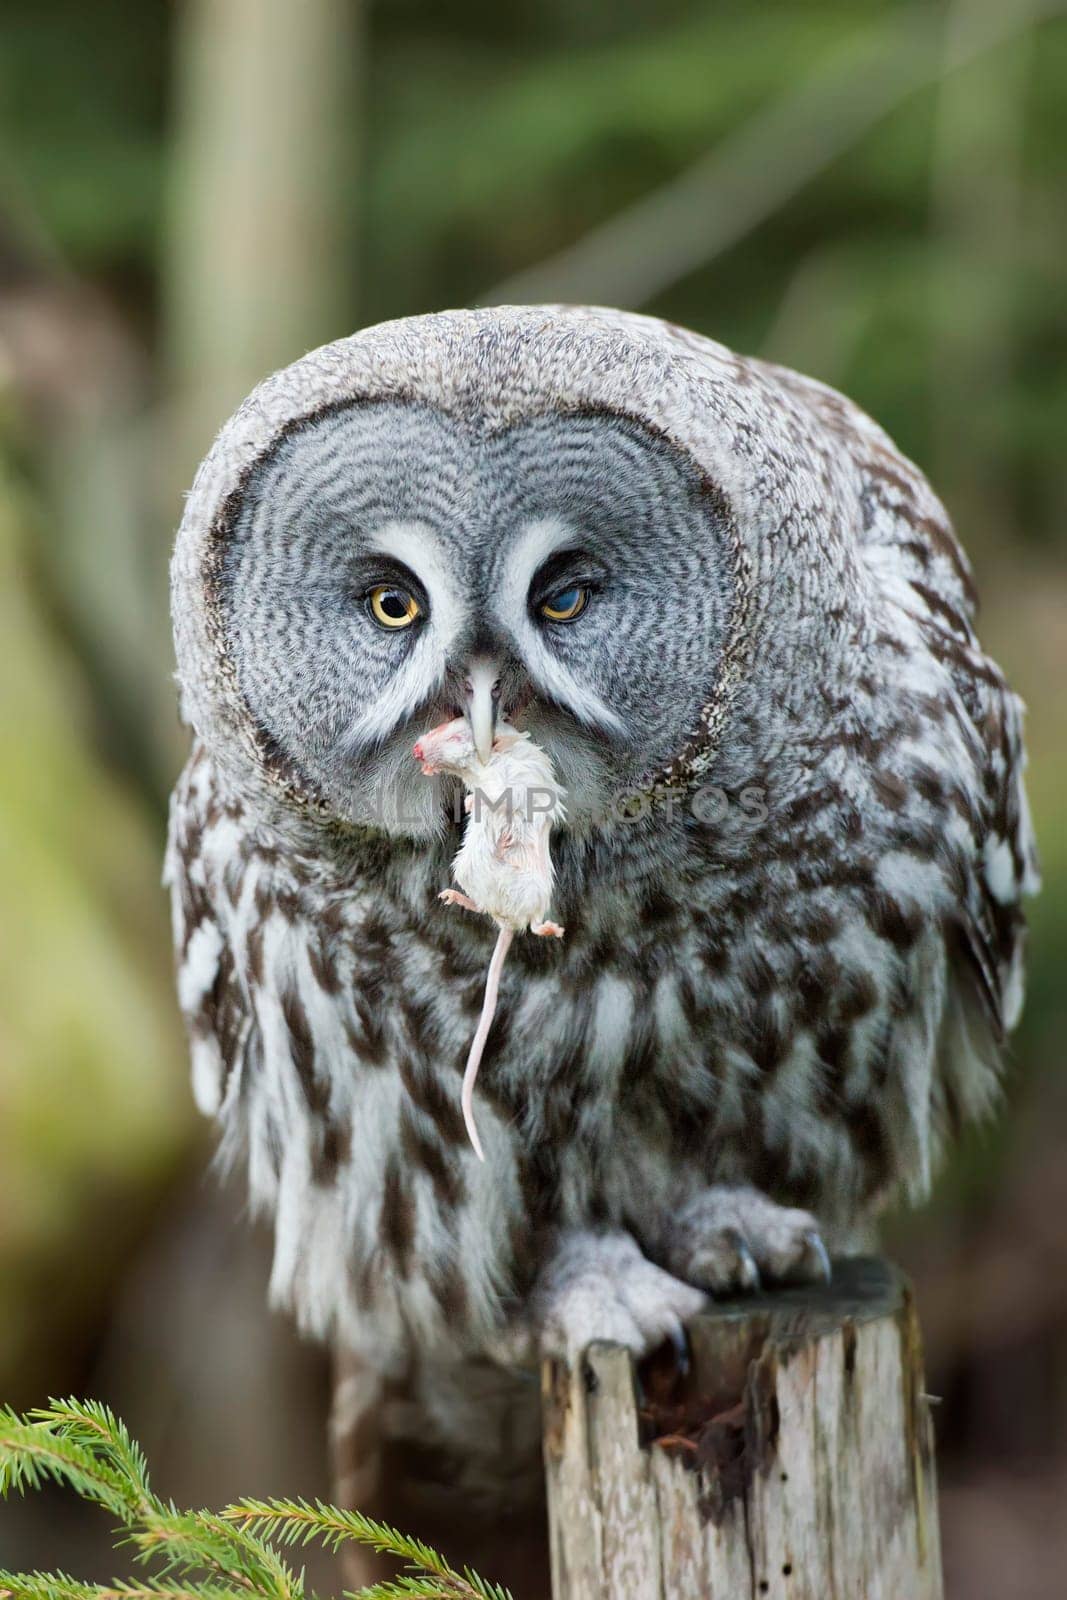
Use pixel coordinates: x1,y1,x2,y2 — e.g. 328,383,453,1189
166,305,1037,1518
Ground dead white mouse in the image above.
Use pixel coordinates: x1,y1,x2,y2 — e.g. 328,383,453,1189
412,716,566,1160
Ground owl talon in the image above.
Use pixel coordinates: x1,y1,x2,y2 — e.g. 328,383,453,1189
666,1319,691,1378
804,1229,833,1285
492,1229,706,1368
732,1234,762,1293
664,1185,830,1296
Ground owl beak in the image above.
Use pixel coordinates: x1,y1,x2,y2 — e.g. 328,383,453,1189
464,659,499,763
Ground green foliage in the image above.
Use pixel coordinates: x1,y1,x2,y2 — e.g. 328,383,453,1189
3,1,1062,557
0,1400,511,1600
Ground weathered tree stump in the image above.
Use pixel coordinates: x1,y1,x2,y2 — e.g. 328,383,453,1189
541,1257,943,1599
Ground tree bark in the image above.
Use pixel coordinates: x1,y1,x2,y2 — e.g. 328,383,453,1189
166,0,361,482
542,1256,943,1599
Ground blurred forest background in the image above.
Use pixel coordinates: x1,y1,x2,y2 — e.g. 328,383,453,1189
0,0,1065,1594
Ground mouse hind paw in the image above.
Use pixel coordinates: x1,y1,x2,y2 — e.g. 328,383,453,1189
439,889,480,914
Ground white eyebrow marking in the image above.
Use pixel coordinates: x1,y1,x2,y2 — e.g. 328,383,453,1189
496,516,575,620
334,520,464,751
368,520,463,646
496,516,627,741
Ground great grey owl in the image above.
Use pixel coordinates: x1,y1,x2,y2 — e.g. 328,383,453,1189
166,305,1036,1551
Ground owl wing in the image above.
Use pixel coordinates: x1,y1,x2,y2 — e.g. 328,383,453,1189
777,363,1039,1045
164,742,257,1116
846,428,1037,1046
910,599,1039,1163
946,651,1037,1040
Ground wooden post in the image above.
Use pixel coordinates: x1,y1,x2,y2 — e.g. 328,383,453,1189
541,1257,943,1599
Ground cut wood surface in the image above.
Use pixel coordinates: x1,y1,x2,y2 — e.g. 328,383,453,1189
541,1256,943,1599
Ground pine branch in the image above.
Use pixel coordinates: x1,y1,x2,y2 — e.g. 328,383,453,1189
222,1501,450,1565
341,1581,486,1600
220,1501,512,1598
0,1571,101,1600
122,1507,296,1594
31,1401,152,1505
0,1404,512,1600
0,1576,248,1600
341,1577,515,1600
0,1413,138,1522
0,1407,298,1600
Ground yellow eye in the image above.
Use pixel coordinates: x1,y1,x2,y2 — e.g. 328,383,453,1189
540,585,588,622
369,585,421,629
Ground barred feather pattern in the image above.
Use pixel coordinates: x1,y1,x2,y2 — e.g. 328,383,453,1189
165,305,1037,1502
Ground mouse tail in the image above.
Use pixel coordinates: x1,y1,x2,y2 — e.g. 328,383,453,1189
462,924,513,1162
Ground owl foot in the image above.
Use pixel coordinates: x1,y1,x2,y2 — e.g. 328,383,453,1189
492,1229,706,1367
664,1184,832,1295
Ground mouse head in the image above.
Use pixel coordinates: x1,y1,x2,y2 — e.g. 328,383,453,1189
412,716,478,776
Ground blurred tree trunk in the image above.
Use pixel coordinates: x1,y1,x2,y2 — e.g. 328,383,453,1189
0,0,365,1480
2,3,363,802
165,0,361,489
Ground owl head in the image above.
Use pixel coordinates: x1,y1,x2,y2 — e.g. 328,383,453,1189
172,307,864,839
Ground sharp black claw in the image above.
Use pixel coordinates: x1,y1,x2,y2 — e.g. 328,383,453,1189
805,1229,833,1284
667,1320,691,1378
721,1226,761,1292
735,1238,762,1292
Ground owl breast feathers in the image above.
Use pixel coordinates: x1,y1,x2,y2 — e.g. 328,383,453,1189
166,305,1037,1374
